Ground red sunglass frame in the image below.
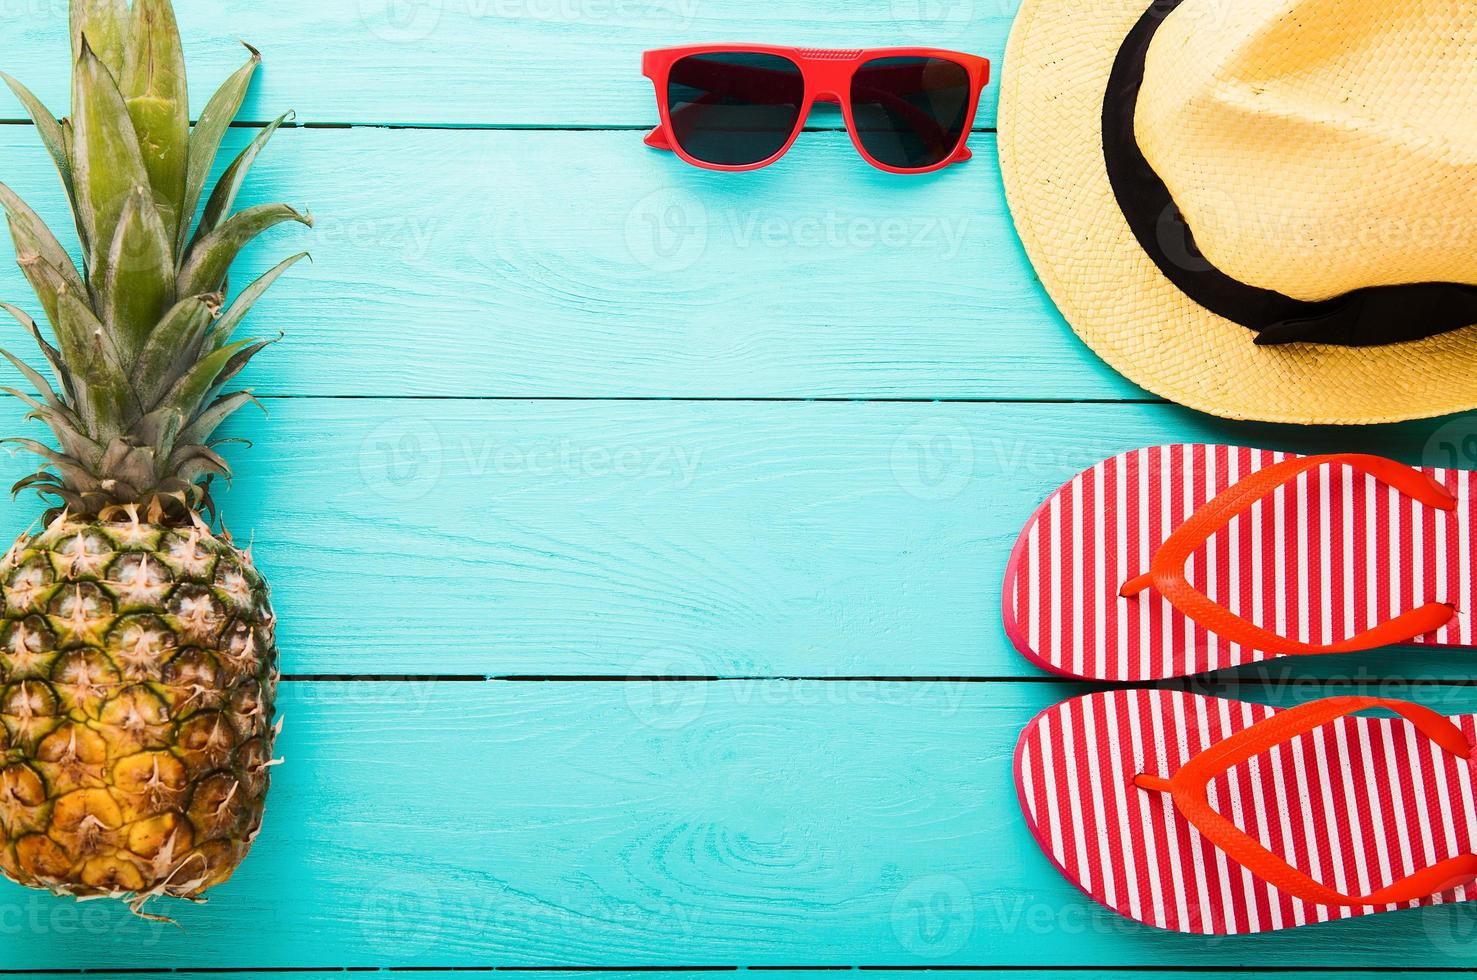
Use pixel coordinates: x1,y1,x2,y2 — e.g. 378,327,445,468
642,44,990,174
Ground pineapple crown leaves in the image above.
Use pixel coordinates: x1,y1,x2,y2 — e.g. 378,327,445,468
0,0,312,524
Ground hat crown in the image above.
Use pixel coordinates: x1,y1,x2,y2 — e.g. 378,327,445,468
1135,0,1477,302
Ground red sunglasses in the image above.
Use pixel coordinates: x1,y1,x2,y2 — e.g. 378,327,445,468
643,45,990,174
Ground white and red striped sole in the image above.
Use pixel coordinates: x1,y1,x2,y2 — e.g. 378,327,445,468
1015,689,1477,935
1002,445,1477,682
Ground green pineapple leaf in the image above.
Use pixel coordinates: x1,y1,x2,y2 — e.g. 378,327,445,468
71,0,129,81
131,404,183,458
0,182,87,331
0,385,82,439
134,293,219,406
54,287,135,436
61,118,80,254
0,345,72,421
0,302,73,399
178,44,260,255
178,390,260,447
207,251,308,350
0,384,100,471
0,1,308,527
168,442,231,478
202,336,273,401
0,74,90,259
156,337,265,422
4,437,103,490
100,185,174,362
98,431,161,493
10,259,77,360
120,0,189,245
72,37,154,291
194,110,293,247
0,73,77,215
178,203,311,298
171,451,231,486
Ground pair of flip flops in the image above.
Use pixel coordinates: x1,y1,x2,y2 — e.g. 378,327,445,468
1005,445,1477,934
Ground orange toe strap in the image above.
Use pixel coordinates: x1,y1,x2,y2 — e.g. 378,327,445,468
1137,696,1477,908
1121,453,1458,655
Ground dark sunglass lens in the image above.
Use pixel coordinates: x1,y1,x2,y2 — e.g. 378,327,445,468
667,52,805,166
850,56,971,170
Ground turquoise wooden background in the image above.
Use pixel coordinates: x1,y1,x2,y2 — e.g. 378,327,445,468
3,0,1477,973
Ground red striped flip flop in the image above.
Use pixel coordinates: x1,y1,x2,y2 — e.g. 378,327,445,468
1014,690,1477,935
1002,446,1477,682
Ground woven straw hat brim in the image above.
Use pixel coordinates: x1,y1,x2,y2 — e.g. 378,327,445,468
998,0,1477,426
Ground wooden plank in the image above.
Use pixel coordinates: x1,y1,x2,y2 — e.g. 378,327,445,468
0,126,1132,401
5,680,1477,969
0,975,1419,980
0,0,1018,128
0,398,1467,678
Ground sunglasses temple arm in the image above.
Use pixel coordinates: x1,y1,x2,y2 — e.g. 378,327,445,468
648,90,736,152
644,127,675,151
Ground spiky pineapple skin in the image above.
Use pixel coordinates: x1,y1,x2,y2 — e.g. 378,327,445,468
0,515,277,901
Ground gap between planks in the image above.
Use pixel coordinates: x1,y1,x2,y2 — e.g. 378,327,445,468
0,119,1001,134
278,674,1477,687
228,396,1169,405
2,967,1474,975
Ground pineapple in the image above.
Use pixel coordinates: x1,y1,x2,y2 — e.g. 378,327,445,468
0,0,308,913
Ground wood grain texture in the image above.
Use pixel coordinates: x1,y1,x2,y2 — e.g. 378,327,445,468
6,681,1477,969
0,0,1017,128
0,126,1135,400
0,398,1467,678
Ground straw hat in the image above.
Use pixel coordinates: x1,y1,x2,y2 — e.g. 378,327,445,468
998,0,1477,424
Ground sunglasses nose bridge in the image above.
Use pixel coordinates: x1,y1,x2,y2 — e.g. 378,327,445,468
813,91,843,104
